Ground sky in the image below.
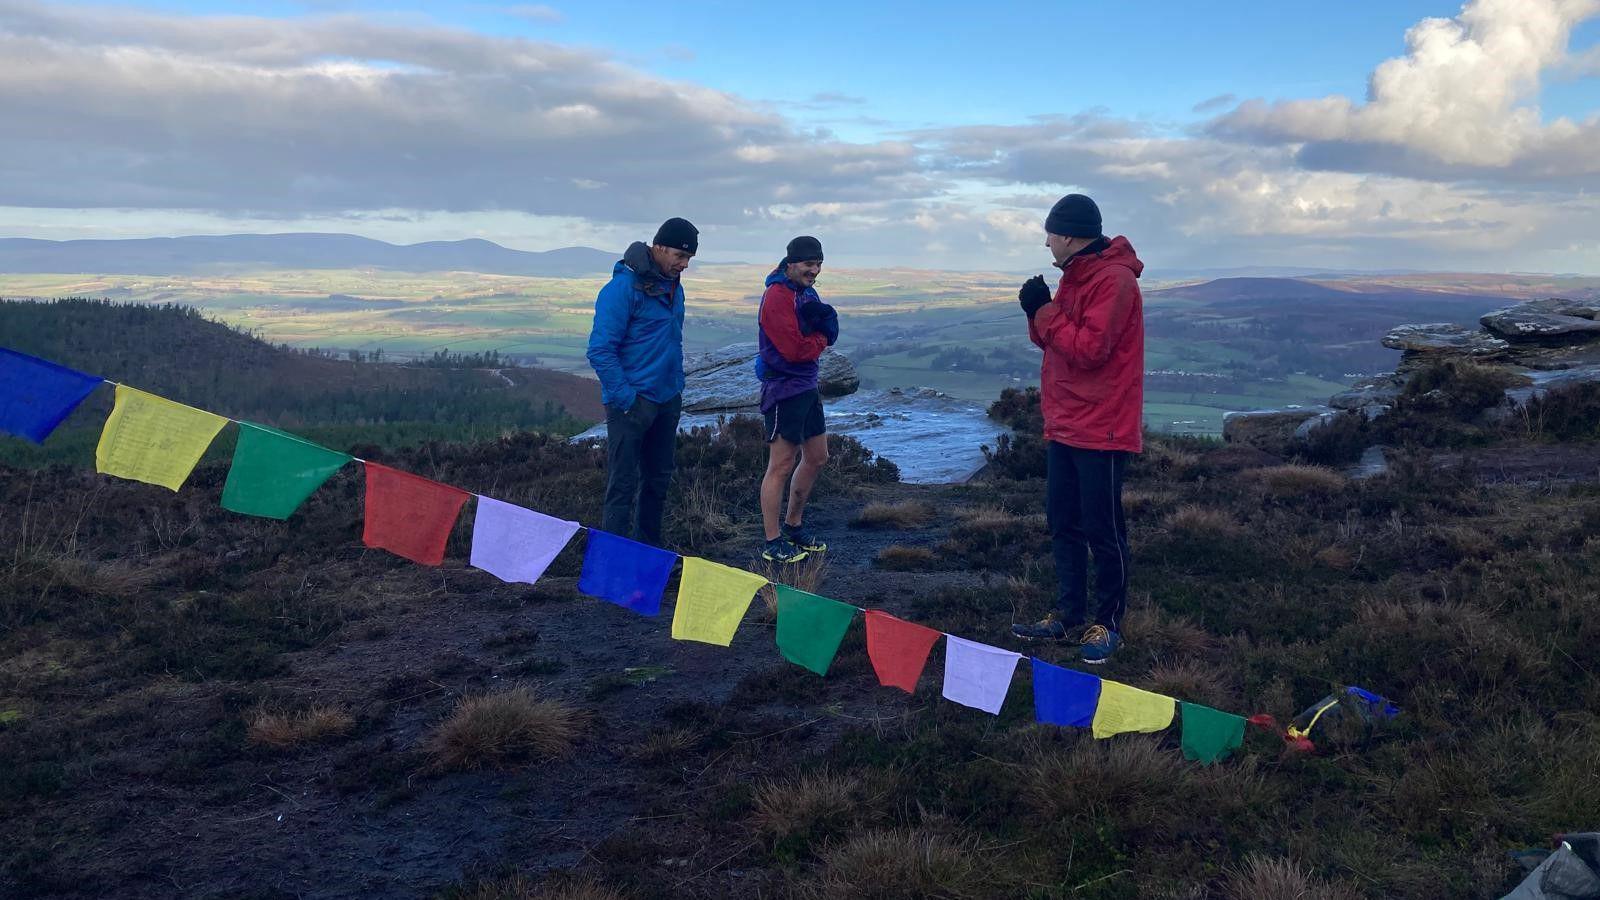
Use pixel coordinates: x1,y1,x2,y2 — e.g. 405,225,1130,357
1,0,1598,273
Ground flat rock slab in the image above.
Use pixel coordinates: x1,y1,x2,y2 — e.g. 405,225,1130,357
1382,323,1509,357
1481,310,1600,341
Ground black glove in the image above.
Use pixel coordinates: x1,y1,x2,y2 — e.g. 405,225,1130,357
799,301,839,343
1018,275,1051,319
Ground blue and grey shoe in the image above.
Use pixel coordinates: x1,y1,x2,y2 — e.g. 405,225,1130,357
1079,625,1121,664
762,536,809,564
783,522,827,553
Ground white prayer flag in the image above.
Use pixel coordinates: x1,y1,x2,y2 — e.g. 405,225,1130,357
469,496,580,585
941,635,1023,715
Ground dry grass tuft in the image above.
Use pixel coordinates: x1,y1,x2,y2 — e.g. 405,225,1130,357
852,500,935,529
48,556,161,597
425,686,586,771
1120,601,1211,657
875,545,936,571
1249,464,1349,497
1020,735,1186,826
1122,489,1175,517
1224,855,1361,900
751,770,867,845
247,703,355,748
950,505,1023,529
448,873,630,900
1313,544,1357,570
806,829,986,900
630,726,703,762
1143,659,1235,710
1163,505,1242,538
754,554,830,616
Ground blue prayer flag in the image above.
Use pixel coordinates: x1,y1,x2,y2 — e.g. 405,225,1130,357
578,530,677,616
0,348,103,443
1032,658,1102,728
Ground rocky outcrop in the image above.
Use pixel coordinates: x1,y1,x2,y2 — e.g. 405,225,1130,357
1221,408,1332,457
1226,296,1600,456
1381,323,1508,360
680,343,859,412
1481,298,1600,342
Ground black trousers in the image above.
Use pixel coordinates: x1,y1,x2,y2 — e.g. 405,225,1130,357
1046,441,1130,632
602,394,682,547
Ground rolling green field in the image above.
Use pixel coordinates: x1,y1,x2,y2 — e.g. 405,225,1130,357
1,265,1393,435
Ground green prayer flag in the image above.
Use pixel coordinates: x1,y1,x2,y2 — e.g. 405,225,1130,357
775,584,857,676
221,422,350,520
1180,701,1246,765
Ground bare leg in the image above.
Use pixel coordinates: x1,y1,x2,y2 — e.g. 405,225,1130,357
784,433,830,527
762,439,800,540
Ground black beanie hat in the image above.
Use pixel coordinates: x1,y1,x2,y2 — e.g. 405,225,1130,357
652,217,699,254
1044,194,1102,238
784,235,823,264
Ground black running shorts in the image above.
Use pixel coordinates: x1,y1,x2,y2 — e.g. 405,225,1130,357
764,389,826,444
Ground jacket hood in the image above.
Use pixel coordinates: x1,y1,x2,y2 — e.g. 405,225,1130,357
1061,235,1144,284
619,241,675,296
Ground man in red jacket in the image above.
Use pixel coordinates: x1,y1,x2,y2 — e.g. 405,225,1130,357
1010,194,1144,664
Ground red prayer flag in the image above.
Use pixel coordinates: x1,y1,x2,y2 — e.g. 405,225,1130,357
864,609,943,693
362,462,471,566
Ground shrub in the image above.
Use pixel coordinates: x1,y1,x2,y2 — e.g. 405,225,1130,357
1019,735,1186,828
425,686,586,771
852,500,935,529
246,704,355,748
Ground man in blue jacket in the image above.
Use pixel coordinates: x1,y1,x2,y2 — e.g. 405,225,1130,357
586,217,697,547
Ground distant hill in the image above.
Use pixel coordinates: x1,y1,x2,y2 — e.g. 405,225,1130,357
0,298,605,465
0,234,620,277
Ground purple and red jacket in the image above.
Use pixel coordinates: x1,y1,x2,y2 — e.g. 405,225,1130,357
757,267,831,412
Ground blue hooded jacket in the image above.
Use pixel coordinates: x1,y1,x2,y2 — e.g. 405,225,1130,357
586,242,686,410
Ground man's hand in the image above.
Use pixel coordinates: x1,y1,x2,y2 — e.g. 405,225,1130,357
799,301,839,343
1019,275,1051,319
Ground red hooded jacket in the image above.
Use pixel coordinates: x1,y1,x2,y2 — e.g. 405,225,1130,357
1027,235,1145,453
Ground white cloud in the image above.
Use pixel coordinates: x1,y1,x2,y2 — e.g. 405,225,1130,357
504,4,562,23
1211,0,1600,177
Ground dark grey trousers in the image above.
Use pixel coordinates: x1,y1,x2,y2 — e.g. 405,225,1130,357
1047,441,1131,631
602,394,682,547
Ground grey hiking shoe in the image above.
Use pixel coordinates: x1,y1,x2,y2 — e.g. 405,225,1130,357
783,522,827,552
1011,613,1084,642
762,536,809,564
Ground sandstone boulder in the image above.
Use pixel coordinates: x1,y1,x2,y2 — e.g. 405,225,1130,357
1382,323,1509,359
679,343,859,412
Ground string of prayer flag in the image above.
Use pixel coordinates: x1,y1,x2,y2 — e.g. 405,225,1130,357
0,348,102,443
469,496,580,585
221,422,350,519
96,384,229,491
361,462,471,566
671,556,767,646
578,530,677,616
941,635,1023,715
863,609,942,693
1091,680,1176,739
1180,702,1246,765
1032,658,1101,728
775,585,857,675
0,347,1295,766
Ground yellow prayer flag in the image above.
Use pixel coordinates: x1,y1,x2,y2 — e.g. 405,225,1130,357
1091,680,1176,739
670,557,768,646
96,385,229,491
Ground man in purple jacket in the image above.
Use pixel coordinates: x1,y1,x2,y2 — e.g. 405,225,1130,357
757,236,838,563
